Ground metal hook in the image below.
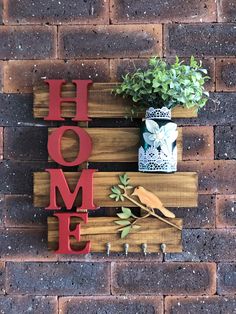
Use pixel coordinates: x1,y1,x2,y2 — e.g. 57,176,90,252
106,242,111,256
124,243,129,256
141,243,147,256
160,243,166,253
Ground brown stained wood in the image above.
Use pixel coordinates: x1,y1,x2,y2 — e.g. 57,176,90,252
34,171,198,208
49,127,183,162
48,216,183,253
34,83,197,119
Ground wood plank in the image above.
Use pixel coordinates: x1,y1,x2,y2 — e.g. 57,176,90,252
34,171,198,208
34,83,197,119
48,216,183,253
49,127,183,162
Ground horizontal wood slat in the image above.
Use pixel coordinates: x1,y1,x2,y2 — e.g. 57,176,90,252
49,127,183,162
34,171,198,208
48,216,183,253
34,83,197,119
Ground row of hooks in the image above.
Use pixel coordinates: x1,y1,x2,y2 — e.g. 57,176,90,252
105,242,167,256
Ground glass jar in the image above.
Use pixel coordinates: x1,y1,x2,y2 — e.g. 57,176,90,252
138,107,178,173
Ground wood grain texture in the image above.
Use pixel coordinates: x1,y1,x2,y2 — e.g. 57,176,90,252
34,83,197,118
48,216,183,253
34,171,198,208
49,127,183,162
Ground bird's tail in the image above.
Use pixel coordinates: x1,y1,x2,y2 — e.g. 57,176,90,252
157,206,175,218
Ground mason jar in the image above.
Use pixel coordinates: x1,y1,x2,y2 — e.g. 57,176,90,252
138,107,178,173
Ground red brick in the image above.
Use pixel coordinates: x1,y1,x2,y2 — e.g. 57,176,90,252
165,229,236,262
111,0,216,23
4,0,109,25
0,26,56,60
165,24,236,57
0,228,57,261
218,0,236,22
110,57,215,91
0,93,52,127
4,127,48,161
178,161,236,194
0,61,3,92
0,262,4,294
0,195,3,227
0,295,57,313
0,1,2,24
7,262,110,295
216,58,236,91
59,25,162,59
215,126,236,159
165,296,236,314
218,263,236,294
111,262,216,295
59,296,163,314
58,251,163,263
0,161,65,194
110,58,149,81
169,195,215,228
0,127,3,159
216,195,236,228
182,126,214,160
4,60,109,93
4,195,51,228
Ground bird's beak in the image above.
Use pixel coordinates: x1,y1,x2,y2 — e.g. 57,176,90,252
131,190,136,196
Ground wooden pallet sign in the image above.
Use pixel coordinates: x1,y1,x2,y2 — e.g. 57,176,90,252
33,80,198,255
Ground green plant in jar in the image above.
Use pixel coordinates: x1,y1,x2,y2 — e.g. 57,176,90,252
114,56,210,116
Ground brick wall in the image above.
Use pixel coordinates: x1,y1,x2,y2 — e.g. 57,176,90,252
0,0,236,313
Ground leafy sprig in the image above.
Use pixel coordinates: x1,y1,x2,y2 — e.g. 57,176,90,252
114,207,141,238
109,174,141,238
109,173,133,202
109,173,182,238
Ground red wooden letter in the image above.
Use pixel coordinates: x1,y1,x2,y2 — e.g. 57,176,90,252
54,212,90,254
44,79,92,121
48,126,92,166
45,169,97,210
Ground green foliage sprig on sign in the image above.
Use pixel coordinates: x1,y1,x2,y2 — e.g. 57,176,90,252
109,173,182,238
114,56,210,116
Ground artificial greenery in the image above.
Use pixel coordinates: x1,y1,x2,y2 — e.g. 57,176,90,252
109,173,181,238
114,56,210,115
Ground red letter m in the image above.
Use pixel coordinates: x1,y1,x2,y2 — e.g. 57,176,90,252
45,169,97,210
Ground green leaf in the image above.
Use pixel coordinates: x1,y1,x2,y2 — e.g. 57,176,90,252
121,226,131,238
115,220,131,226
111,186,121,194
132,225,141,229
122,207,132,217
117,213,130,219
119,174,125,185
118,185,125,190
125,185,133,189
109,194,117,199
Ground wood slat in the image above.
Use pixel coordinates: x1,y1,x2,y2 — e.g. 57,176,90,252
34,83,197,119
48,216,183,253
50,127,183,162
34,171,198,208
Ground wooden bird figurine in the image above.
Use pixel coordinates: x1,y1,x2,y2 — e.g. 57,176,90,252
132,186,175,218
